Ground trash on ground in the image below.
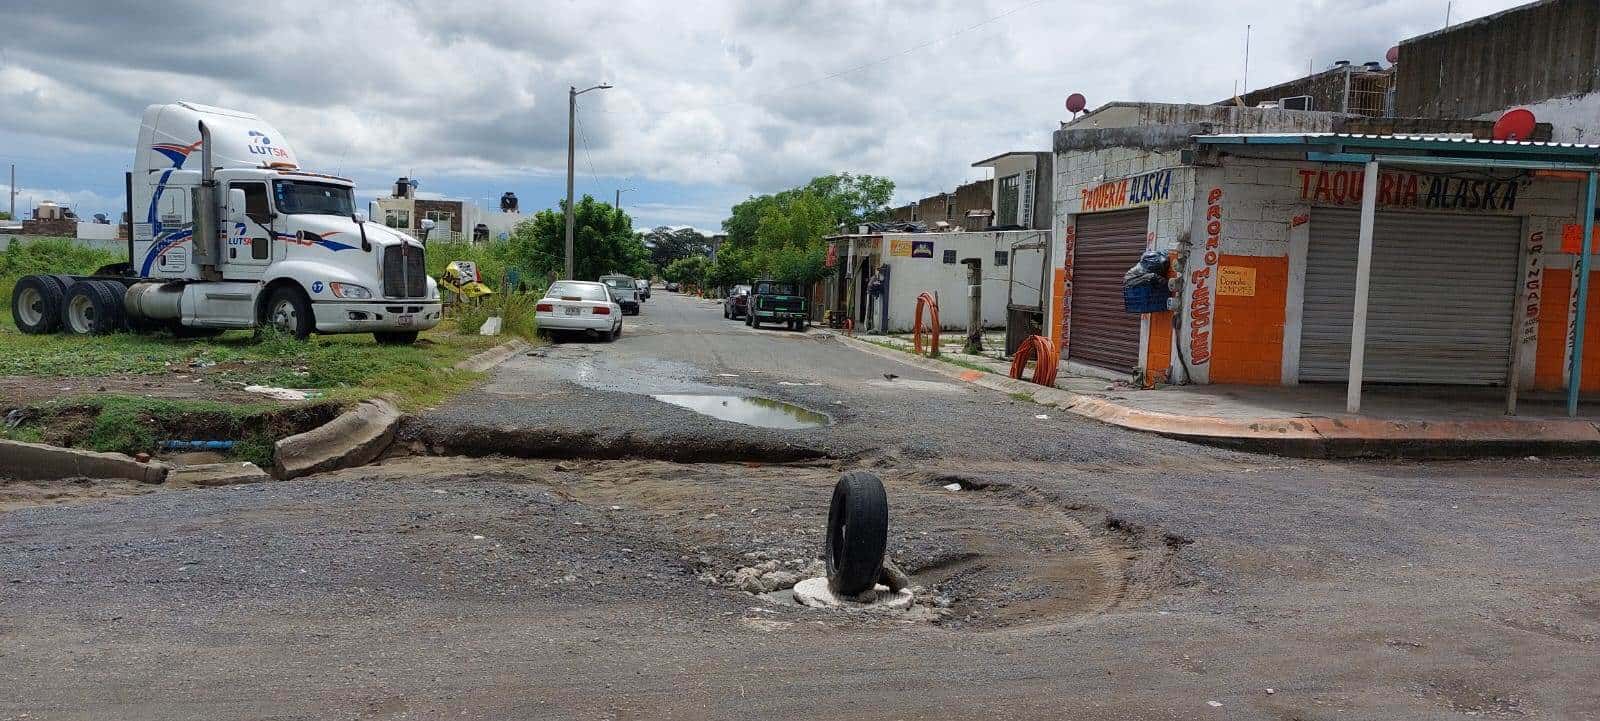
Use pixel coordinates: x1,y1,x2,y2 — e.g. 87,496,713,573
243,385,323,401
1035,414,1050,420
479,316,503,336
4,408,33,428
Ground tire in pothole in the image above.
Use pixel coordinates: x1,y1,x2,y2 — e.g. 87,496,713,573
825,471,890,596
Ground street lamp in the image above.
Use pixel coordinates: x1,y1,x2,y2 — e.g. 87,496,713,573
565,82,612,280
615,186,635,210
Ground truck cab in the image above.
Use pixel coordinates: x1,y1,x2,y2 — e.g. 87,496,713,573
745,278,809,330
126,102,440,342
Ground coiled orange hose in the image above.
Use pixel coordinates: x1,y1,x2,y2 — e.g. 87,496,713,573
913,292,940,355
1010,334,1059,387
844,318,854,337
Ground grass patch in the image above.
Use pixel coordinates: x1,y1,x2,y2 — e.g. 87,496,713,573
863,338,997,375
1008,391,1034,402
0,236,122,301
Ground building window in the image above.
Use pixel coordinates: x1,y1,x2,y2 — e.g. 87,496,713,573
425,210,454,228
385,209,410,229
998,174,1020,226
994,250,1008,267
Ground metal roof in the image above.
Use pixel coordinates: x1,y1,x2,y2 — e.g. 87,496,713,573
1194,132,1600,170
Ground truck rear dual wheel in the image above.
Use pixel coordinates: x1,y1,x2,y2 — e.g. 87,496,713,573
61,280,127,335
11,275,70,334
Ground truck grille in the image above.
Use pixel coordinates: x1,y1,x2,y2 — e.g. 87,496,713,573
762,297,804,312
383,244,427,298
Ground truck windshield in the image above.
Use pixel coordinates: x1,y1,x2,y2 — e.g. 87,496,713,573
755,282,797,295
273,180,355,216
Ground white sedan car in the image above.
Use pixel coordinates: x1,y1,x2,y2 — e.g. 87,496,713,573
535,280,622,341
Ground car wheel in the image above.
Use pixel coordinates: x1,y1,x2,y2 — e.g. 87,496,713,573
824,471,890,596
11,274,67,334
262,285,314,340
613,321,622,339
374,330,419,345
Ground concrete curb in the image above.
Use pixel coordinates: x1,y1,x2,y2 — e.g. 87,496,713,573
272,397,401,479
0,439,170,483
454,339,530,372
822,331,1600,458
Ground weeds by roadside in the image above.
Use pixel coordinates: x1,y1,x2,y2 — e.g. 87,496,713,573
0,236,120,300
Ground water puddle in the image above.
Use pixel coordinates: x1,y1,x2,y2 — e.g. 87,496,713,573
650,394,830,429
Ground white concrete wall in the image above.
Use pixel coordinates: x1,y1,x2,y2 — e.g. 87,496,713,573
75,222,117,240
461,205,525,242
875,231,1036,333
1473,93,1600,144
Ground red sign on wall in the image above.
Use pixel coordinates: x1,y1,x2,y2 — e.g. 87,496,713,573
1561,224,1600,254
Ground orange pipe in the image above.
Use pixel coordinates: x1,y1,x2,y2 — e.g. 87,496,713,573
913,292,940,355
1010,334,1059,387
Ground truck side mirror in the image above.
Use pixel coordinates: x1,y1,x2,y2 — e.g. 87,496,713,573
354,210,368,223
226,188,248,224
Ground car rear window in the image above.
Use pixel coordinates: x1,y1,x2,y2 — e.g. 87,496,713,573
548,282,609,301
602,278,633,289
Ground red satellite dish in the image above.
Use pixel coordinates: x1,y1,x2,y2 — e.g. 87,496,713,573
1494,108,1537,141
1385,45,1400,64
1065,93,1087,114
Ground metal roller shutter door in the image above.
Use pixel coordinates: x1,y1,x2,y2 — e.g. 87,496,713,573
1069,208,1148,371
1300,208,1520,384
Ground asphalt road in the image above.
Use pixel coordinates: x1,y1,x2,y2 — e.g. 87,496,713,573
3,290,1598,720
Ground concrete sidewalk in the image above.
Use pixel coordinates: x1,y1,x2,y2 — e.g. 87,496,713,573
827,330,1600,458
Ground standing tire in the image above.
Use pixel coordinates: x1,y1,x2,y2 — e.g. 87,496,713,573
11,275,68,334
824,471,890,596
60,280,125,335
262,285,314,340
374,330,419,345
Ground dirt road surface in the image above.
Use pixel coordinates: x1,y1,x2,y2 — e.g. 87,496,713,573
3,291,1598,719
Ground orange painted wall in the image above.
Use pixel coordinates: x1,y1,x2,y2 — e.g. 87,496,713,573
1144,311,1172,385
1533,268,1571,390
1208,255,1287,384
1534,268,1600,392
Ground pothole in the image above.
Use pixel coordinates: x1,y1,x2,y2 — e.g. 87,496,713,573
649,394,830,428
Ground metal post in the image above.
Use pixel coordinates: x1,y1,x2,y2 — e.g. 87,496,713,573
8,164,14,220
1566,171,1598,416
962,258,983,354
1346,160,1380,414
564,86,577,280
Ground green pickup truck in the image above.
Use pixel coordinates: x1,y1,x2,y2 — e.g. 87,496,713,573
745,279,810,330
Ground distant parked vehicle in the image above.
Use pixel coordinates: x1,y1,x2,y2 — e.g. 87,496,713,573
599,274,641,315
746,279,809,330
535,280,621,341
636,278,651,301
723,284,751,319
665,281,680,292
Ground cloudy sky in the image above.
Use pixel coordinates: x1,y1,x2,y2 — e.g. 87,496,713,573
1,0,1525,231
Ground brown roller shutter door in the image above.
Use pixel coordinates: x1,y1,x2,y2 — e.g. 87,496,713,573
1069,208,1148,372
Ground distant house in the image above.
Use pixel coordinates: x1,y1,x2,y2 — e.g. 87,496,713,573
371,177,524,243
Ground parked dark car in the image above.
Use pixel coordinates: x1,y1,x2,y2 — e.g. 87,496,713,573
665,281,680,292
745,279,809,330
636,278,651,301
599,274,641,315
722,284,751,319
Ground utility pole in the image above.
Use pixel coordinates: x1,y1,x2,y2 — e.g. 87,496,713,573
565,83,612,280
8,164,14,220
615,187,634,210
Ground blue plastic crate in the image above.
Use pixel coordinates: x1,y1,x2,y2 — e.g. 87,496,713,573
1123,280,1169,313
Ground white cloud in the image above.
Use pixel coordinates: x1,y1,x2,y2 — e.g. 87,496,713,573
0,0,1531,226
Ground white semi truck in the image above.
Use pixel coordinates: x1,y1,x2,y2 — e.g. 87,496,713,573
9,102,441,344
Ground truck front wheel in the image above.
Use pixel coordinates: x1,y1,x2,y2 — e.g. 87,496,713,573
263,285,314,340
374,330,418,345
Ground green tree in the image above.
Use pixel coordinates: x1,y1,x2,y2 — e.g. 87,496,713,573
640,226,711,268
505,195,649,281
663,254,710,287
0,211,11,221
717,172,894,288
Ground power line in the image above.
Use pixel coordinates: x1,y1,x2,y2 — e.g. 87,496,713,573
575,106,600,191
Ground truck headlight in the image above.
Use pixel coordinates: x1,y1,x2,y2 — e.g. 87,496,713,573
329,283,373,299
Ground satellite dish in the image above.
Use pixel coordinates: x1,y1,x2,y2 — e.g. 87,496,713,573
1065,93,1087,114
1494,108,1537,141
1385,46,1400,64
